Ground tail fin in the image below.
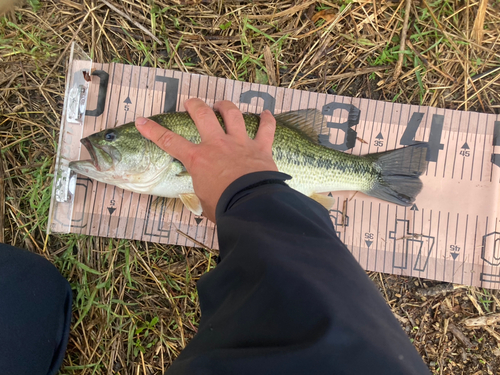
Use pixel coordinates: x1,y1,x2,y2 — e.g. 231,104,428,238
365,142,428,206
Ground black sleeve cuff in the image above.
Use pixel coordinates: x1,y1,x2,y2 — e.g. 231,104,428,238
215,171,292,221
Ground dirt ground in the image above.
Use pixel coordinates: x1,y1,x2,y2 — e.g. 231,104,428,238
1,1,500,374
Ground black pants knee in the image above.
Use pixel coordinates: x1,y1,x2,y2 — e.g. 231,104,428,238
0,244,72,375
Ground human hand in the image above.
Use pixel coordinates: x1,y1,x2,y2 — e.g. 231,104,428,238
135,99,278,223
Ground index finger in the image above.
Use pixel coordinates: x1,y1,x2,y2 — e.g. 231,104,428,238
135,117,194,165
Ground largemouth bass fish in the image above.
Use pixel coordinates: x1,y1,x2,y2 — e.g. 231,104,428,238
69,110,428,215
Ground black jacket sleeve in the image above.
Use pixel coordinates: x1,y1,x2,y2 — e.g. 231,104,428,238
166,172,430,375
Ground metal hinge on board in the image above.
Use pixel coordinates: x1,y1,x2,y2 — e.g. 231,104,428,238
66,84,88,124
55,168,77,203
52,43,92,204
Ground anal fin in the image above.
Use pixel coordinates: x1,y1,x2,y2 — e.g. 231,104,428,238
179,193,203,215
310,193,335,210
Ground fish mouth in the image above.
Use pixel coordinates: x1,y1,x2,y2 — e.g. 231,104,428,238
81,137,101,171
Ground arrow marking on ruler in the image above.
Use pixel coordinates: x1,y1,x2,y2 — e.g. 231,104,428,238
108,207,116,215
375,132,384,140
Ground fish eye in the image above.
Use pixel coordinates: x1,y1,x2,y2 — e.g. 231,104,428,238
105,130,116,141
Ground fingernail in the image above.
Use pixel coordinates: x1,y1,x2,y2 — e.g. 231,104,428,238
136,117,148,126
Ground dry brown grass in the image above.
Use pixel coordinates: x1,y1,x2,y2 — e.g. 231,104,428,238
1,0,500,374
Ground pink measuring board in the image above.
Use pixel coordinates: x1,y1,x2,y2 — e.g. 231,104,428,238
49,59,500,289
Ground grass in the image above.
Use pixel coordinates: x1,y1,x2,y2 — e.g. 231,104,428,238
1,0,500,374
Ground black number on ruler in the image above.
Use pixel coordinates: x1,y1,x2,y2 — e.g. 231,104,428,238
320,102,360,151
400,112,444,162
155,76,179,113
491,121,500,167
124,97,132,112
240,91,276,114
85,70,110,117
364,233,374,240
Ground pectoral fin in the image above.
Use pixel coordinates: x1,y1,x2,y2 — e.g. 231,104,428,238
310,193,335,210
179,193,203,215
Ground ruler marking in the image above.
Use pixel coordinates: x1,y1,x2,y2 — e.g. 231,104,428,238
130,68,152,241
425,209,433,280
120,65,146,239
493,216,500,289
87,63,115,234
461,112,472,180
451,110,464,180
99,63,126,238
489,121,497,182
383,203,389,274
152,67,173,244
480,216,489,288
181,72,208,245
351,199,357,254
199,77,221,244
359,99,374,156
141,67,165,243
497,116,500,184
109,64,136,239
91,62,105,133
479,118,489,182
76,62,103,234
92,63,118,236
374,202,380,271
470,215,479,286
143,67,165,243
393,103,405,152
358,201,364,263
368,101,383,155
462,215,468,285
460,112,472,180
434,211,441,281
103,64,129,237
442,110,455,178
443,212,450,282
177,71,195,246
420,208,425,274
366,201,372,269
172,72,193,245
482,216,491,288
384,101,395,153
470,112,481,181
312,90,321,141
412,204,418,275
403,207,407,276
278,86,286,113
451,213,459,283
332,95,341,149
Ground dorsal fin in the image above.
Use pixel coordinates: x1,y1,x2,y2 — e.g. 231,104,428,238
274,109,327,145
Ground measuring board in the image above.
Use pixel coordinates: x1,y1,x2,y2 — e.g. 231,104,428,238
48,46,500,289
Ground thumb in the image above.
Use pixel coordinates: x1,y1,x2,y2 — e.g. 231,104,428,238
135,117,194,163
